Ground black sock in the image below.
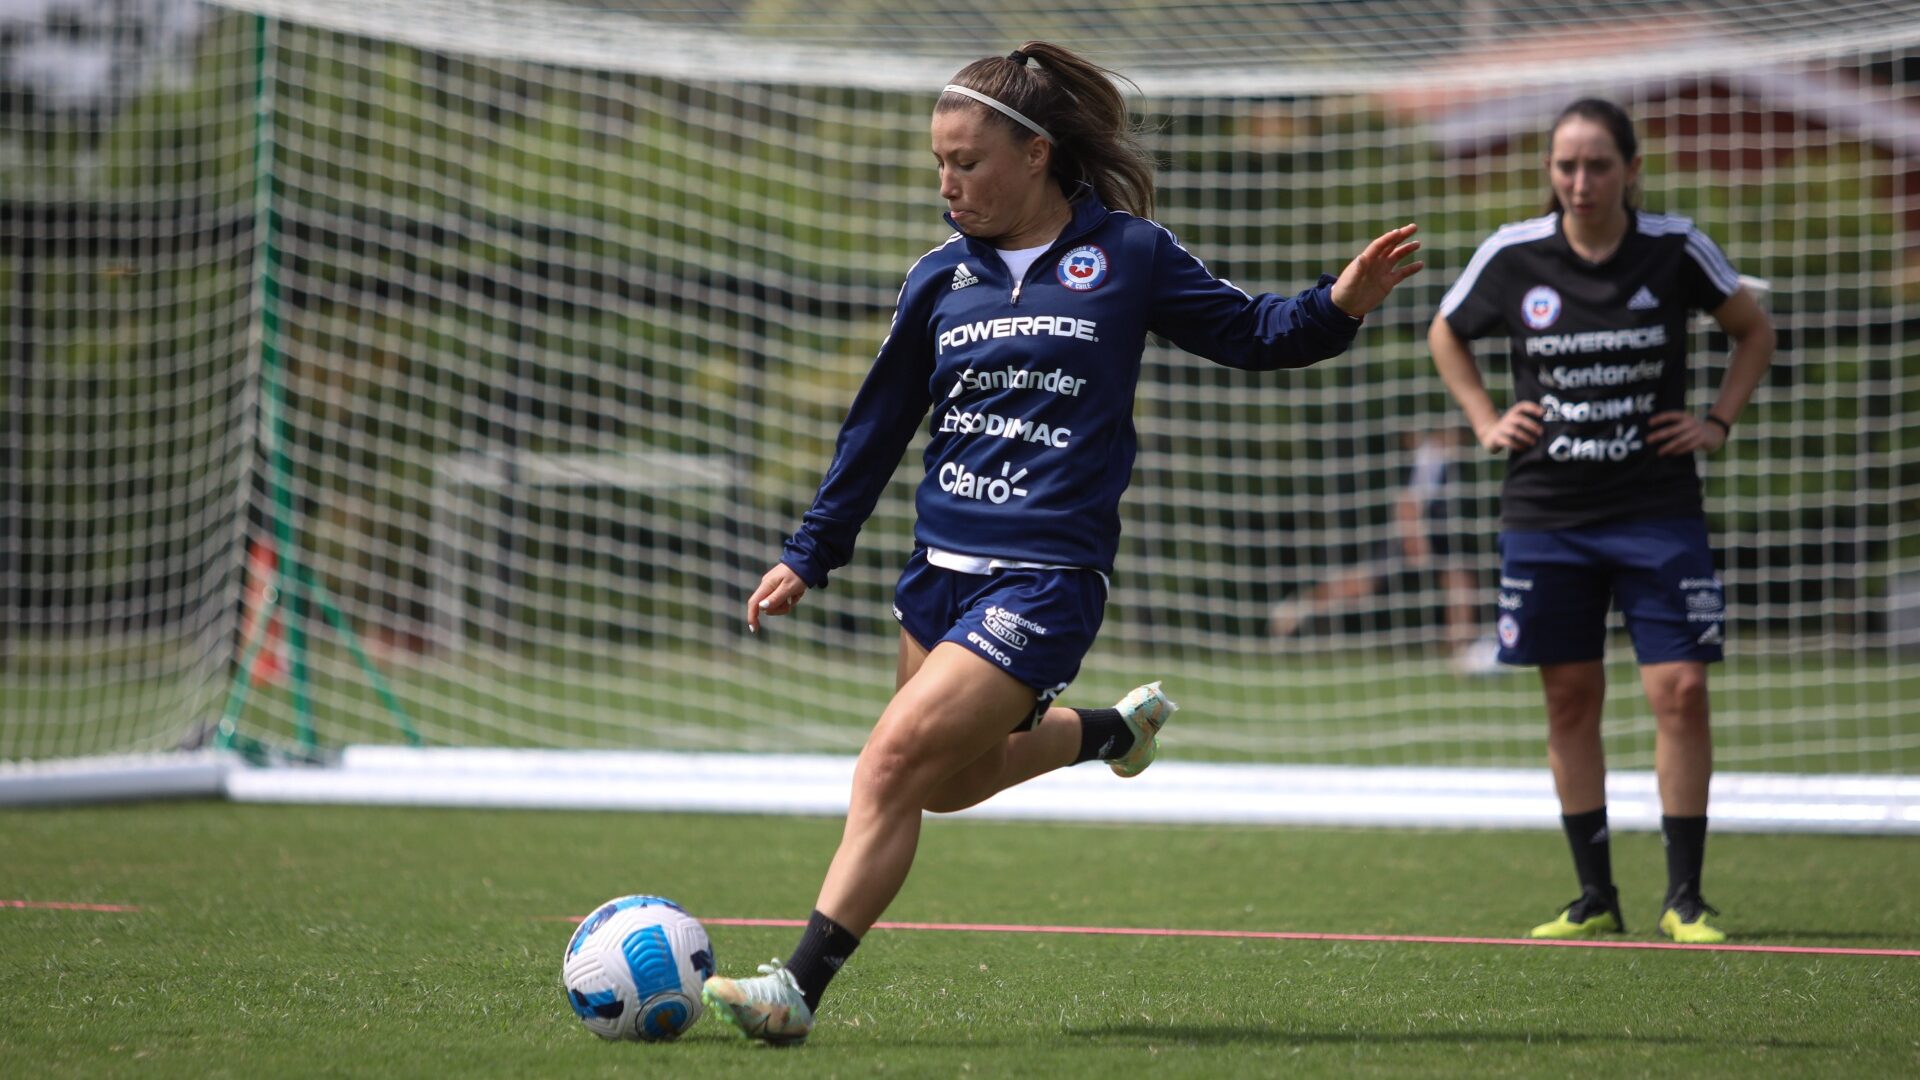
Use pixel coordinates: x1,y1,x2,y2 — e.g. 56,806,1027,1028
1662,814,1709,905
1560,807,1615,897
785,909,860,1014
1070,707,1134,765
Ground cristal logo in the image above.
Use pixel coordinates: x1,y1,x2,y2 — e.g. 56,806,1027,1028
938,460,1030,503
981,607,1029,650
982,605,1048,650
1685,590,1723,612
986,605,1049,636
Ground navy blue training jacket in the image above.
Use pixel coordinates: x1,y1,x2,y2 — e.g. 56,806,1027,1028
781,187,1363,586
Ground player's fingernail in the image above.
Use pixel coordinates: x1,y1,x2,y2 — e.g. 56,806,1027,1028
758,599,771,608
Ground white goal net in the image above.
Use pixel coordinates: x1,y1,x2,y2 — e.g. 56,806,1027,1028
4,0,1917,780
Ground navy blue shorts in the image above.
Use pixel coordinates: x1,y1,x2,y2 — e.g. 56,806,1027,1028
893,549,1108,731
1495,518,1725,667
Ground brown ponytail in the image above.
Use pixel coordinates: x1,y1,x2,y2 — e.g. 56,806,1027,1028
936,40,1158,219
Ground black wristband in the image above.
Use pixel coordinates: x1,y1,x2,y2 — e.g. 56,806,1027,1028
1703,414,1731,435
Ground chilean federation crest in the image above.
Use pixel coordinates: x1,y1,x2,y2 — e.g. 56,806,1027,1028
1057,245,1109,291
1521,285,1562,330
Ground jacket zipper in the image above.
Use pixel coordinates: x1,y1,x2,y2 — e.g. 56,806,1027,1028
990,207,1100,307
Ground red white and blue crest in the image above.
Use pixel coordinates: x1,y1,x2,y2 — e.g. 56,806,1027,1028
1057,245,1109,291
1521,285,1561,330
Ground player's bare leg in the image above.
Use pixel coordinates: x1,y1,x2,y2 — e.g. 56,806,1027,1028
707,641,1176,1044
1529,660,1625,939
1641,660,1725,942
705,645,1029,1045
897,631,1174,813
922,716,1078,813
1641,660,1711,816
1542,660,1606,812
891,631,1074,812
1271,569,1381,637
818,642,1037,936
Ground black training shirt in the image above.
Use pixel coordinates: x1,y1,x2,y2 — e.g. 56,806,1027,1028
1439,210,1739,530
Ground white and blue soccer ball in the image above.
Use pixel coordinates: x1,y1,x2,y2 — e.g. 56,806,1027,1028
562,895,715,1042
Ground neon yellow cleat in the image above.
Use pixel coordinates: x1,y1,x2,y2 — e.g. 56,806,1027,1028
702,959,814,1046
1106,681,1178,778
1658,897,1728,944
1528,890,1625,939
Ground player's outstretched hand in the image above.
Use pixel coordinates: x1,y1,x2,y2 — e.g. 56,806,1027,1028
747,562,808,633
1647,410,1728,456
1478,401,1545,454
1330,223,1424,318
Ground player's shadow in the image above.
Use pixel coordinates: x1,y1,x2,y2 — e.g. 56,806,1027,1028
1071,1024,1836,1051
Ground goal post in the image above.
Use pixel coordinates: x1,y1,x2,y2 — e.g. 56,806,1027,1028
2,0,1916,795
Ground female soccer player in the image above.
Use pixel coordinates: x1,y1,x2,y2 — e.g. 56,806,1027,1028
701,41,1423,1044
1429,99,1774,944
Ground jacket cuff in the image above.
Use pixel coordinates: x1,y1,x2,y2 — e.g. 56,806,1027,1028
779,546,831,590
1315,273,1365,327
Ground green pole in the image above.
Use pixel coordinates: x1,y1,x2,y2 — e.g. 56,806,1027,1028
218,13,417,755
312,579,420,746
220,13,314,750
253,13,316,748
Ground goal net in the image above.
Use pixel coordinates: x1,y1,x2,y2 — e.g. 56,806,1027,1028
4,0,1917,779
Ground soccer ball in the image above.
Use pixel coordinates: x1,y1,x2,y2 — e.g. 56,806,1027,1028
562,895,715,1042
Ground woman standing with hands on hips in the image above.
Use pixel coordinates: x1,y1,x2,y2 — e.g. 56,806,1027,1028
1429,99,1774,944
701,40,1423,1045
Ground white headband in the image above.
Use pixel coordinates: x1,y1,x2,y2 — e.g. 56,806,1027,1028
941,84,1055,144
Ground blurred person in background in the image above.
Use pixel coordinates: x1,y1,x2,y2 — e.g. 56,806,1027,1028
1429,98,1773,944
1270,426,1502,675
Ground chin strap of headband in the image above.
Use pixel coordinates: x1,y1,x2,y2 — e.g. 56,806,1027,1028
941,84,1055,143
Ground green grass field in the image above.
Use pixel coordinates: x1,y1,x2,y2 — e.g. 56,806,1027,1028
3,802,1916,1078
8,637,1918,773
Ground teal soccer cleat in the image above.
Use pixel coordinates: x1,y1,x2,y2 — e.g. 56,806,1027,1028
1107,681,1178,779
702,959,814,1046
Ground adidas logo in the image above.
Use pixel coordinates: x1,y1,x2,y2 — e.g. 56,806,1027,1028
1627,285,1659,310
1590,827,1609,844
950,262,980,291
1697,623,1724,646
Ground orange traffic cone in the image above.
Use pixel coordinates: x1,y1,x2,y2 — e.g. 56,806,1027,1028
239,537,286,686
